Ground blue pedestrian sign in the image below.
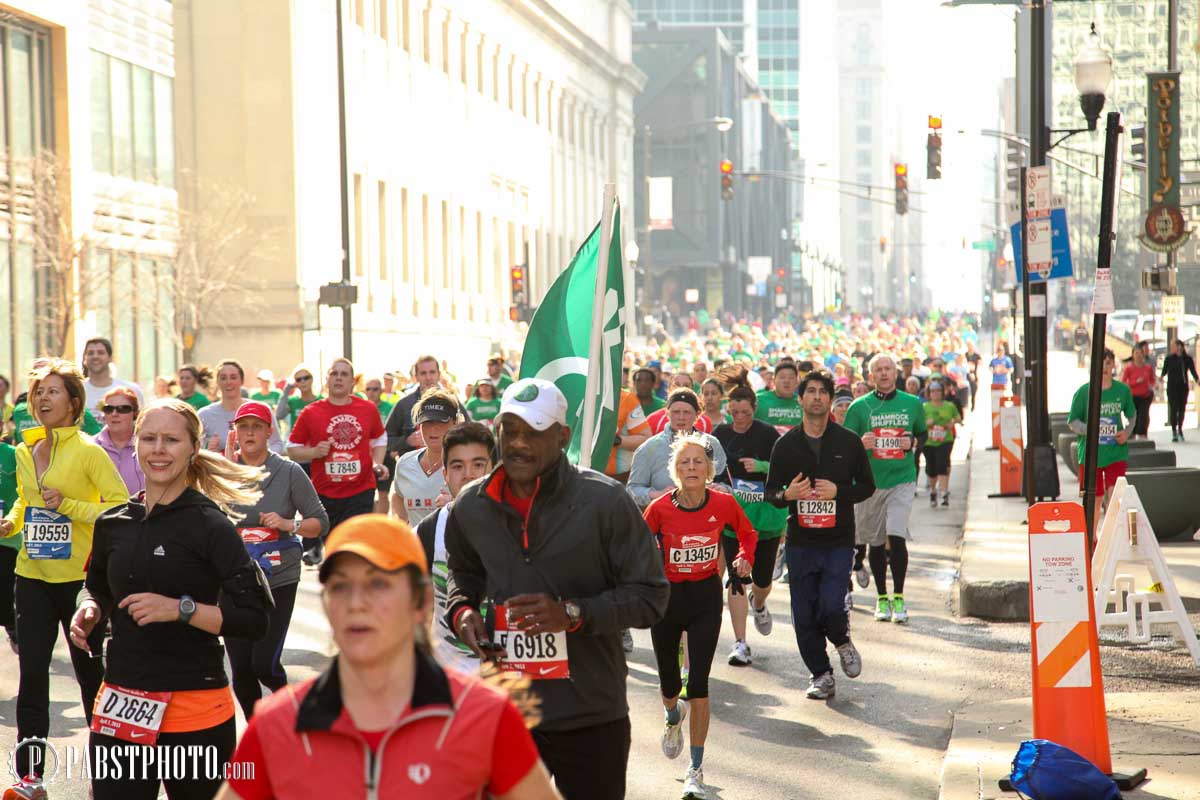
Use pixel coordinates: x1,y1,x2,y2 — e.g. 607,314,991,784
1011,208,1073,282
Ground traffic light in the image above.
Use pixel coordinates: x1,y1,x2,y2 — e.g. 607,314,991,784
720,159,734,201
1130,124,1146,164
893,163,908,215
1005,141,1023,197
926,133,942,180
879,236,887,254
510,266,526,321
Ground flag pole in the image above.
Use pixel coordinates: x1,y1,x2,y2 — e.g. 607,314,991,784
580,183,617,469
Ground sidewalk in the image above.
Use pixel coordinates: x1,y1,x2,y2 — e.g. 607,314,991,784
943,350,1200,800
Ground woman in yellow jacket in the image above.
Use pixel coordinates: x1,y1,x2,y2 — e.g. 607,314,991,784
0,359,128,780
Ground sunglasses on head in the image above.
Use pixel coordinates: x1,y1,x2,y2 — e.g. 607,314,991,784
102,404,136,415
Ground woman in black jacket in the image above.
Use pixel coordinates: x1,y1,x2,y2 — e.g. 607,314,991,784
70,398,273,800
1161,339,1200,441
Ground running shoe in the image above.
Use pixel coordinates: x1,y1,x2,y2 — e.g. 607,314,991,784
772,553,786,582
854,565,870,589
682,766,708,799
1181,431,1188,442
836,640,862,678
929,492,937,508
622,629,634,654
302,540,324,566
727,639,752,666
661,698,689,760
941,493,950,507
750,594,772,636
805,672,836,700
874,596,892,622
844,590,854,612
892,595,909,624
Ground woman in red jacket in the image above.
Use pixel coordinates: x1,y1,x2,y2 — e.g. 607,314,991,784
643,434,756,800
215,515,560,800
1120,344,1156,440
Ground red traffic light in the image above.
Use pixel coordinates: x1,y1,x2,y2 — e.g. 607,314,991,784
928,115,942,130
894,163,907,177
774,285,785,294
511,267,523,280
719,159,734,174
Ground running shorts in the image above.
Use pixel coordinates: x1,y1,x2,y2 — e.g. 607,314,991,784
854,483,915,546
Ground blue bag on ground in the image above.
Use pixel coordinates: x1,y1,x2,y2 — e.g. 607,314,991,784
1008,739,1120,799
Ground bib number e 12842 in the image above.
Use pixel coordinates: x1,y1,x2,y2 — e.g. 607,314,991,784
90,684,172,745
492,602,569,680
24,507,72,560
796,496,836,528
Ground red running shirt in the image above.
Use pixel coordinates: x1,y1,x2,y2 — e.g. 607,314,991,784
643,490,757,582
227,699,539,799
289,397,385,498
1120,364,1155,399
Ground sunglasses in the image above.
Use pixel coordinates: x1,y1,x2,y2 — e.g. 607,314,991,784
102,404,136,415
295,375,313,382
366,387,381,392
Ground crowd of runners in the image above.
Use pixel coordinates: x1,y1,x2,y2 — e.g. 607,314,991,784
0,310,991,799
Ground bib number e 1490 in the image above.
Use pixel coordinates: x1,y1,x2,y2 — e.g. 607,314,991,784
90,684,172,745
325,451,362,481
873,427,906,460
493,603,569,679
24,507,72,560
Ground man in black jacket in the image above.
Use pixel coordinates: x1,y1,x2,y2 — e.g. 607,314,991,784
765,371,875,701
383,355,468,461
445,378,669,800
1161,339,1199,441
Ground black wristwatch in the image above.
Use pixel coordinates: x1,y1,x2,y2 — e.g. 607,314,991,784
178,595,197,625
614,435,623,447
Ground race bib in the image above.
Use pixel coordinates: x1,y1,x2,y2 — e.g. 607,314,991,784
731,478,765,504
91,684,172,745
929,425,947,443
24,507,72,559
493,603,569,680
796,496,836,528
668,541,720,571
1098,416,1118,446
238,526,297,577
325,451,362,481
873,427,906,460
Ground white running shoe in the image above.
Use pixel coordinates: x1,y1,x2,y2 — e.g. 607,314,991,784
806,672,836,700
727,639,752,666
844,590,854,612
622,629,634,654
854,566,870,589
661,699,689,759
836,640,862,678
682,766,708,799
750,594,773,636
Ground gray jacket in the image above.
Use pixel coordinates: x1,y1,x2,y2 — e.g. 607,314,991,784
445,456,669,732
627,428,727,508
230,453,329,589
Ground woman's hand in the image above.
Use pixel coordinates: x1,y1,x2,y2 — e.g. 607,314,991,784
224,430,239,461
119,593,182,626
70,601,102,654
259,512,293,532
41,488,64,511
0,520,12,537
732,556,752,578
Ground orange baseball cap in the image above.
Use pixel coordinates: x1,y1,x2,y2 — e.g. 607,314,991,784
318,514,428,581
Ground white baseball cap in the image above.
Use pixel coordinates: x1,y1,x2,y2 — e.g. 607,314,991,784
256,369,274,382
499,378,568,431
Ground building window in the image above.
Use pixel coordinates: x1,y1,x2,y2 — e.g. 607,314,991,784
441,200,450,290
91,51,174,187
401,188,410,282
378,181,388,279
421,195,430,286
353,173,363,277
114,253,135,369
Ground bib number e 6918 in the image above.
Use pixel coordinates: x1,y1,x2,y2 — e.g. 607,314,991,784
90,684,172,745
493,603,570,680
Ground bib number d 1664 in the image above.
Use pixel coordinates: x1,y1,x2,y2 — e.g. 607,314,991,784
23,507,72,560
90,684,172,745
492,603,570,680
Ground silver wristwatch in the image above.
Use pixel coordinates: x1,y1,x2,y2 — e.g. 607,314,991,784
178,595,197,624
563,600,582,629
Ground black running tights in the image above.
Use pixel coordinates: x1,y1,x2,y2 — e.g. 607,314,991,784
868,536,909,596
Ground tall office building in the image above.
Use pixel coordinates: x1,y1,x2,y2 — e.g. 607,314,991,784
176,0,641,378
1049,0,1200,311
0,0,179,392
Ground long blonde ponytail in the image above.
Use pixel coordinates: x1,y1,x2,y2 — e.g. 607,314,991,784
136,398,264,521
